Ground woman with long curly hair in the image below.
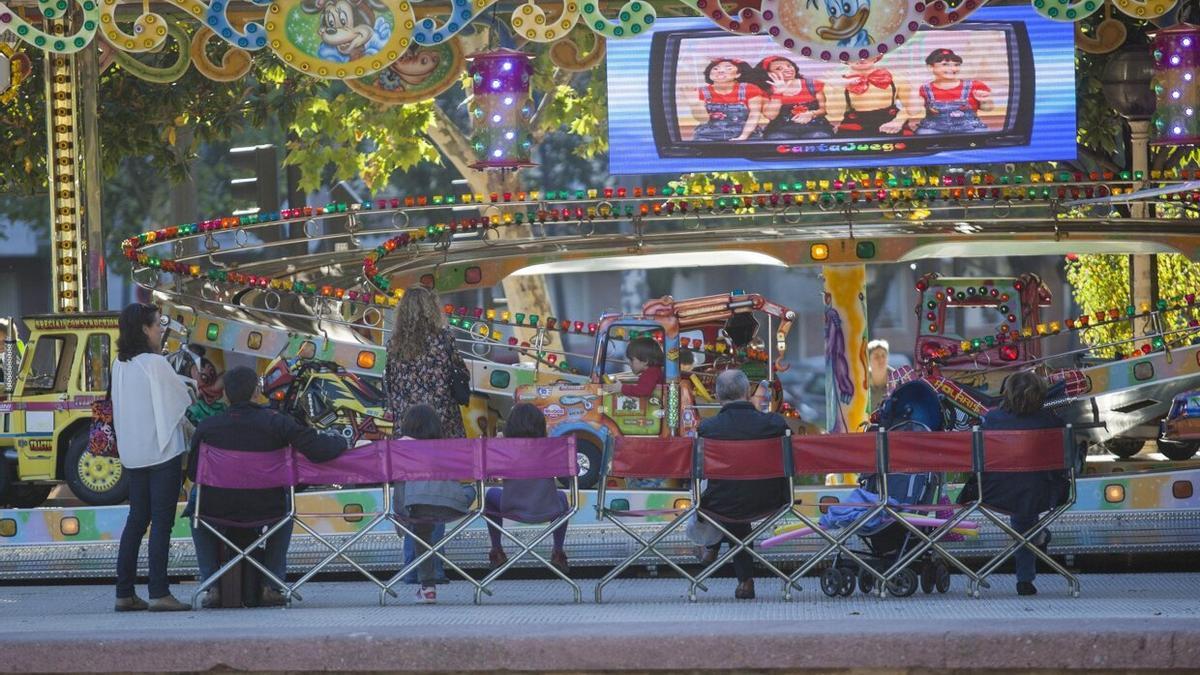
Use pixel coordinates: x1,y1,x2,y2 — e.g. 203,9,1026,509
384,286,467,439
383,286,469,586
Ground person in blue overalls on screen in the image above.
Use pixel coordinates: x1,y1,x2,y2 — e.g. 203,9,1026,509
913,48,992,135
690,58,764,142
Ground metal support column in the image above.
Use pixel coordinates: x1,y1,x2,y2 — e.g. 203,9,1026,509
43,19,84,314
77,41,105,311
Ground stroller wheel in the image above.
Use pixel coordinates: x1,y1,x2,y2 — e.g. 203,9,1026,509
886,568,919,598
837,567,857,596
858,570,875,595
935,561,951,593
920,562,936,594
820,567,843,597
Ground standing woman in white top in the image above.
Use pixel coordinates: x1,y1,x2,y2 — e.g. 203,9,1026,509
111,303,193,612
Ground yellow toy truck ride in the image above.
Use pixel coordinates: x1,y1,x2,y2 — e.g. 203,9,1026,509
515,292,801,488
1,314,123,508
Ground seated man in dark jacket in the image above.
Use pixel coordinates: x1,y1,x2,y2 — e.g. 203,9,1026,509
187,366,346,607
696,369,791,600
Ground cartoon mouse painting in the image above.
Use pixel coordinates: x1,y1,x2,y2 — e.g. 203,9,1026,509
301,0,391,62
378,45,442,91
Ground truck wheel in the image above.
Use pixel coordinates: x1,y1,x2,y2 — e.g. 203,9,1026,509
6,485,53,508
1158,439,1200,461
64,428,129,506
1104,437,1144,460
572,435,603,490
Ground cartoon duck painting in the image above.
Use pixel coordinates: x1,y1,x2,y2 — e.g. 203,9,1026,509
817,0,873,47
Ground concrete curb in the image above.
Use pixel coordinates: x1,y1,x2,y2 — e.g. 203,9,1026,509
4,619,1199,672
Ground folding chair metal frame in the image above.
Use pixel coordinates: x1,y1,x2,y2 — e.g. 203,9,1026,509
190,486,302,608
967,425,1080,598
594,436,708,603
873,428,989,592
475,479,580,603
380,480,490,604
786,431,893,596
689,436,803,602
474,437,581,603
287,443,397,599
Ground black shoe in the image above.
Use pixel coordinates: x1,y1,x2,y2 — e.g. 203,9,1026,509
1017,581,1038,596
735,579,755,600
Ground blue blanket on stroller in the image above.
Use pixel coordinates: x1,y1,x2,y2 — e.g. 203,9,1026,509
819,487,898,533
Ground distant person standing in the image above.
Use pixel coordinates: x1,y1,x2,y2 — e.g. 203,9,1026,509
111,303,192,612
868,339,894,412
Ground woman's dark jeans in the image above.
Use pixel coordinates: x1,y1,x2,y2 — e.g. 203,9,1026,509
116,454,183,599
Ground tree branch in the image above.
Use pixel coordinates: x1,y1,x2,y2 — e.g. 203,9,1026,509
531,67,577,145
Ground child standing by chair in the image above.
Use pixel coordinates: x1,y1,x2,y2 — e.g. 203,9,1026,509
392,404,476,604
484,404,571,573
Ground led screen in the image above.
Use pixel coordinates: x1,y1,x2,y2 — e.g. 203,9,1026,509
606,6,1076,174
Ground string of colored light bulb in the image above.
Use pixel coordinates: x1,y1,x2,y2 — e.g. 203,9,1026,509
443,303,771,363
930,293,1200,363
124,172,1169,310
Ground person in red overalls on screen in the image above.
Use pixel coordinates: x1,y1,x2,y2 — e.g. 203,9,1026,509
912,48,992,135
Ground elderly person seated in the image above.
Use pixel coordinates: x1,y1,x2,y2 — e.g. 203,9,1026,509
186,366,346,608
693,369,791,600
977,370,1067,596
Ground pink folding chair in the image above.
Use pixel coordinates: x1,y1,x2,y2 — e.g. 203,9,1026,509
690,436,799,601
381,437,488,604
476,436,580,603
969,425,1080,597
875,429,984,592
594,436,708,603
288,441,396,598
787,432,890,594
191,444,299,608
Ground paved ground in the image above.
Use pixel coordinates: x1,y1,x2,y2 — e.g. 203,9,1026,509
1,573,1198,672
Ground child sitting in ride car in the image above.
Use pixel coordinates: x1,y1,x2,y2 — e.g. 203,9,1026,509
602,337,665,397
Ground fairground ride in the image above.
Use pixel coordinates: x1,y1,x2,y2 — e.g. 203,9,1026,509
4,174,1200,578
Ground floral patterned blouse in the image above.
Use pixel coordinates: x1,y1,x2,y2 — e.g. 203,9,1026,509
383,327,467,439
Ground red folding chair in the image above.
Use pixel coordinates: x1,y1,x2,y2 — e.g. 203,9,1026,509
381,437,488,604
288,441,396,598
875,429,985,593
969,425,1080,597
191,444,299,608
594,436,707,603
690,436,800,601
787,432,891,595
476,436,580,603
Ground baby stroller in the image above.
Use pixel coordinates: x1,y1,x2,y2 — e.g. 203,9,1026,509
818,380,955,597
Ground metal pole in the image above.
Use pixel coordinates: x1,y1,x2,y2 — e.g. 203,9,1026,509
77,42,105,311
43,19,84,314
1128,120,1154,344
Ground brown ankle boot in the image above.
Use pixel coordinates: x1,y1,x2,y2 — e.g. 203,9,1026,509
735,579,755,600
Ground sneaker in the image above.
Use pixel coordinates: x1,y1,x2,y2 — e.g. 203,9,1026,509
550,549,570,575
696,545,719,566
114,595,148,612
200,589,220,609
416,585,437,604
260,588,288,607
1017,581,1038,596
735,579,756,600
488,547,508,570
148,594,191,612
